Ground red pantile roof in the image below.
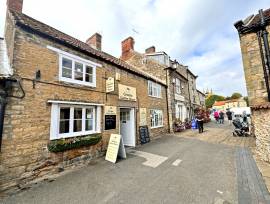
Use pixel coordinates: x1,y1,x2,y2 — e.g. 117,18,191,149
10,10,166,86
213,101,226,106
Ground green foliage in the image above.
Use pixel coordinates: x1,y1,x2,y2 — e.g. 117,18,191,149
47,134,102,153
206,95,225,108
231,92,242,99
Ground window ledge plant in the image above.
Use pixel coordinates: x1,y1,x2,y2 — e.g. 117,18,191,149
47,134,102,153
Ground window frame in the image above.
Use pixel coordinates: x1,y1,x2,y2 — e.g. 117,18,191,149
175,78,181,94
148,81,162,98
50,104,101,140
150,109,163,128
59,54,96,87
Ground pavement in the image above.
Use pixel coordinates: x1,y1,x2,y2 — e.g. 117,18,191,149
1,122,270,204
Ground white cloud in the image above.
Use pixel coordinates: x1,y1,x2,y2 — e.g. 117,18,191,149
0,0,269,96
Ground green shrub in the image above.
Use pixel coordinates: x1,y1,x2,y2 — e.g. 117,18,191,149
47,134,102,153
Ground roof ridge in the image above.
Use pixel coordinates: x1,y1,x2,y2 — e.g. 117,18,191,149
9,10,166,86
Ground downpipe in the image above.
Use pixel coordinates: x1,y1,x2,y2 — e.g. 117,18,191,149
257,31,270,102
259,9,270,102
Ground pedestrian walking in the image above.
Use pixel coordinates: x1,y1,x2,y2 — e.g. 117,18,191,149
226,109,233,125
219,111,224,124
196,109,204,133
214,111,219,123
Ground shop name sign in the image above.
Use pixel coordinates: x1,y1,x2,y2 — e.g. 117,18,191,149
104,106,117,115
106,77,115,93
119,84,136,101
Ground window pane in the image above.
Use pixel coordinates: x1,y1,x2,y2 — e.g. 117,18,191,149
85,74,93,83
86,119,93,131
74,108,82,119
60,108,70,119
74,120,82,132
62,58,72,68
75,62,83,81
86,66,93,74
86,108,93,119
62,67,72,78
60,120,69,133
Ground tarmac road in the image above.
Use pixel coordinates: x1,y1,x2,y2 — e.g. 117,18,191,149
2,123,270,204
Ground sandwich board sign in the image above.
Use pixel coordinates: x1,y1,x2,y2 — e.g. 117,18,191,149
105,134,126,163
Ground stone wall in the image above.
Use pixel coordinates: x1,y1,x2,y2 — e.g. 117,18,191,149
239,25,270,106
0,15,168,195
252,107,270,162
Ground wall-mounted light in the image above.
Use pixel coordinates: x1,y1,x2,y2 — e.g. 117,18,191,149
33,69,41,89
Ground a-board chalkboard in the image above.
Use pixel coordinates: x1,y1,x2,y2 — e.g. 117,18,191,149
105,115,116,130
139,126,150,144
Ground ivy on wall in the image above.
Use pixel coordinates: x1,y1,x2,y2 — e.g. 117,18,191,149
47,134,102,153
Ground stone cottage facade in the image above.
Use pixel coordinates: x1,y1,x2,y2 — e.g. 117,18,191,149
234,8,270,162
0,0,169,195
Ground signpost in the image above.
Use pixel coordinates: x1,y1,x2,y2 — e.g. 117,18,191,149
105,134,126,163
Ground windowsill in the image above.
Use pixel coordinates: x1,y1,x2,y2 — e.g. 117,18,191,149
52,131,101,140
150,125,164,129
148,95,162,99
60,77,96,88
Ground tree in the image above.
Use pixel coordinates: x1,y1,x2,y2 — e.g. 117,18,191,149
231,92,242,99
205,95,225,108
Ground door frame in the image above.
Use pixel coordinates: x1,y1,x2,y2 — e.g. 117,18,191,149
119,107,136,147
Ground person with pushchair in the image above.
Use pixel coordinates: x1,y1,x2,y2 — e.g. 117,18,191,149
195,109,204,133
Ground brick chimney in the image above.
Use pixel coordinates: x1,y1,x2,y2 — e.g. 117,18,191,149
121,37,134,60
7,0,23,13
86,33,102,51
145,46,155,54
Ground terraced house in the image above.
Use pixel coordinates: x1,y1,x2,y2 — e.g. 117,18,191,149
121,37,204,130
0,0,169,194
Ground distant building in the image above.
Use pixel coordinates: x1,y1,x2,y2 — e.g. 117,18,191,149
212,98,247,111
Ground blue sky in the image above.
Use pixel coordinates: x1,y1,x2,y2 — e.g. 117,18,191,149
0,0,269,96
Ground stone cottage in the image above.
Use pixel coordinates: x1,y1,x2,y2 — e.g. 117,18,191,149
0,0,169,195
234,8,270,162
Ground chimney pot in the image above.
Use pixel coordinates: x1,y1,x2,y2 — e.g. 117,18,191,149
7,0,23,13
86,33,102,51
121,37,134,60
145,46,155,54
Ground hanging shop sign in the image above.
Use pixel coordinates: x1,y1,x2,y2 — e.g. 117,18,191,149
139,108,147,126
105,134,126,163
119,84,136,101
106,77,115,93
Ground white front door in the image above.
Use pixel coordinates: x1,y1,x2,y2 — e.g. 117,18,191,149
120,108,135,147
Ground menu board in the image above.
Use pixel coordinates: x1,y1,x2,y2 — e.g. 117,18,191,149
105,115,116,130
139,126,150,144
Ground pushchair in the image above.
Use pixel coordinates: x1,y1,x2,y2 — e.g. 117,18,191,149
232,118,249,137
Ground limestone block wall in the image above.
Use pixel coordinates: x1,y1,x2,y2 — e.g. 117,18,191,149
252,108,270,162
